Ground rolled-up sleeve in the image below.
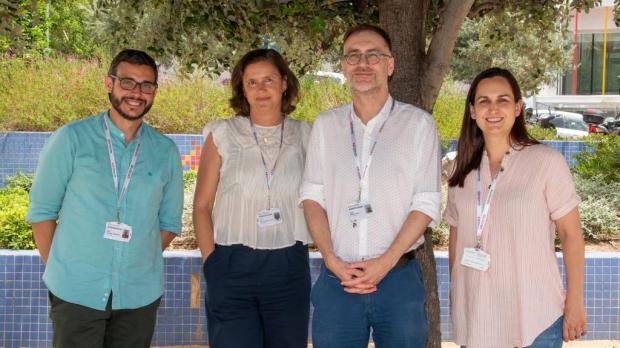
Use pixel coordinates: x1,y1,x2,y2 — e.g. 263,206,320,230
158,146,184,234
299,118,326,209
26,126,76,223
408,116,441,227
545,151,580,221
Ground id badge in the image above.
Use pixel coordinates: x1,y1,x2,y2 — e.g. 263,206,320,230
257,208,283,227
347,201,373,222
104,222,132,242
461,247,490,271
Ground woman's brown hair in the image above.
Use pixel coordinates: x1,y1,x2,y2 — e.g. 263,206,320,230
229,49,299,116
448,67,539,187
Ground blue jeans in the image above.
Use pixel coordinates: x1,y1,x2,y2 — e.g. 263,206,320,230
460,315,563,348
528,315,563,348
311,259,427,348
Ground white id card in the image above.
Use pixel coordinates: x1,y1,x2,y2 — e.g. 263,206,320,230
104,222,132,242
257,208,282,227
347,201,373,222
461,248,490,271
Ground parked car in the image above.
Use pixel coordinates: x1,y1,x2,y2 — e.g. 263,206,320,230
536,110,589,138
309,71,346,85
583,109,610,134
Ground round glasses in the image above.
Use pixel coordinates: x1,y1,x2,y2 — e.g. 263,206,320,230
342,52,392,65
109,75,158,94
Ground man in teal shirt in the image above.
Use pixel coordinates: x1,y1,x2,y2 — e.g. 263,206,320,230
26,49,184,348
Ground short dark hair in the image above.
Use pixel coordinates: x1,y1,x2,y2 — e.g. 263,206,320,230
448,67,539,187
229,49,299,117
343,24,392,52
108,49,158,83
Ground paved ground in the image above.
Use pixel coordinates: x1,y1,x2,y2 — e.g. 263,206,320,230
155,341,620,347
442,341,619,347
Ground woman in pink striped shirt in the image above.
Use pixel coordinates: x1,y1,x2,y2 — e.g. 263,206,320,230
444,67,587,348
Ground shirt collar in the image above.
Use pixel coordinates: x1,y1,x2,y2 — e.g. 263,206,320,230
350,95,394,132
104,110,144,143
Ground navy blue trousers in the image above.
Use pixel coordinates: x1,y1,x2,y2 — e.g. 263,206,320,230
203,242,311,348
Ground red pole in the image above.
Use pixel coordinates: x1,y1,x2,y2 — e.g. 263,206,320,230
572,11,579,95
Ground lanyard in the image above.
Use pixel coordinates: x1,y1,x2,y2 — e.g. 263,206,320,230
249,117,285,208
102,113,142,222
475,160,506,249
349,99,395,201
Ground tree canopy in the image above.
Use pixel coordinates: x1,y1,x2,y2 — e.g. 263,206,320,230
78,1,618,105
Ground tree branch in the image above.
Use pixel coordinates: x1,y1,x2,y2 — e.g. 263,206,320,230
422,0,475,112
468,0,504,19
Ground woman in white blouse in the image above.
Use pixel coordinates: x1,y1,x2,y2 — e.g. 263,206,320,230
193,49,312,348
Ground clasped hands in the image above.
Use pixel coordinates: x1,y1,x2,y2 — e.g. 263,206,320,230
325,254,397,294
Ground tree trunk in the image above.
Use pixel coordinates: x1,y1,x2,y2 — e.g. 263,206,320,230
379,1,474,347
379,0,428,106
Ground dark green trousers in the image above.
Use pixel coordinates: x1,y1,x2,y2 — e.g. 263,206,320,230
48,291,161,348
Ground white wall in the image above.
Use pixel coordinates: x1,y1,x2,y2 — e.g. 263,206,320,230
568,5,620,34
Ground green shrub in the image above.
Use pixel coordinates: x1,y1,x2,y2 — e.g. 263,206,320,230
292,77,350,123
148,77,233,134
0,187,34,249
526,125,563,141
433,83,465,145
0,54,109,131
0,173,35,249
574,136,620,184
4,172,34,192
183,170,198,192
574,174,620,242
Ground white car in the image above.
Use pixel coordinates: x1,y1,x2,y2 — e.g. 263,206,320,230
311,71,346,85
535,110,589,138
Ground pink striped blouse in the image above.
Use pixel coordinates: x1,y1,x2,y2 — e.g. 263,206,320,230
444,144,580,348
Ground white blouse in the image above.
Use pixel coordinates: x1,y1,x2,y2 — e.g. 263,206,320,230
203,116,312,249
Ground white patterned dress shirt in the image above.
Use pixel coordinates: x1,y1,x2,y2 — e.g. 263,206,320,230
300,96,441,262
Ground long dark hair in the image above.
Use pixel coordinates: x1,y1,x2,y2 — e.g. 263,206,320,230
448,67,538,187
229,49,299,117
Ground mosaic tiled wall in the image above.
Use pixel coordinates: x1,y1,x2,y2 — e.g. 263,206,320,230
0,131,591,186
0,250,618,347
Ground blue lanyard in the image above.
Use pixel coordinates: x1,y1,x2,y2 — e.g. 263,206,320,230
349,99,395,200
249,117,285,208
102,113,142,222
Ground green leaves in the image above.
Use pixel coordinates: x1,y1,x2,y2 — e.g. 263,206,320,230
574,135,620,183
82,0,374,76
0,174,35,250
451,11,571,96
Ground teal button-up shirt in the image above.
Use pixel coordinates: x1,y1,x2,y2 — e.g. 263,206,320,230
27,112,184,310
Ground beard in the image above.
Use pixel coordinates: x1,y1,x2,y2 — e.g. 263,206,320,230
108,93,153,121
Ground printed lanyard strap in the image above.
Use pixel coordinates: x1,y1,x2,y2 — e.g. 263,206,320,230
475,162,505,248
250,117,285,207
349,99,395,200
102,114,141,221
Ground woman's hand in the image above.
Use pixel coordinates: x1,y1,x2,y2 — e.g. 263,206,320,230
563,296,587,341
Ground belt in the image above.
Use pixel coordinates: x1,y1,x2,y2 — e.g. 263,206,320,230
393,249,416,269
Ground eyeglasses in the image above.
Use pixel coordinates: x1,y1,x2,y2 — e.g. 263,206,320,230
109,75,158,94
343,52,392,65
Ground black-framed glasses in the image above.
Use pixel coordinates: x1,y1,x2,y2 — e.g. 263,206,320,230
109,75,158,94
343,52,392,65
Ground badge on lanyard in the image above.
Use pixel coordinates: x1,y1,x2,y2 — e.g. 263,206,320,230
250,117,285,229
104,222,133,242
257,208,283,228
347,100,395,227
102,113,140,243
461,247,490,271
460,159,506,271
347,201,373,222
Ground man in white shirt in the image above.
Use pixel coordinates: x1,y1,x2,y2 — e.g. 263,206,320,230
301,24,441,348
